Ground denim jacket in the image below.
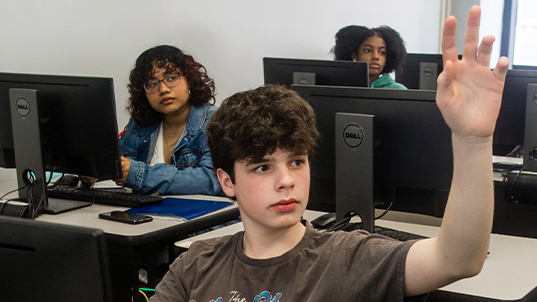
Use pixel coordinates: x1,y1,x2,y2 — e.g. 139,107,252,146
118,104,221,195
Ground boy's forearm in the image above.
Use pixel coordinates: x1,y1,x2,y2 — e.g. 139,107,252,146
437,133,494,276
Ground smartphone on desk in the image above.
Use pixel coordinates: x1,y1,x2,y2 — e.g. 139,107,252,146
98,210,153,224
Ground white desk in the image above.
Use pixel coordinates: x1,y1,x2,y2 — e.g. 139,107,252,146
37,195,237,239
175,211,537,302
376,220,537,301
0,179,240,302
1,179,237,242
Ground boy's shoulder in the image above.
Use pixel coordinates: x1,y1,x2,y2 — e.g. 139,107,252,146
187,232,240,254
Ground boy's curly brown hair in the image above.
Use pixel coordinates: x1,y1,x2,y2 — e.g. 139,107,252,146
207,84,319,183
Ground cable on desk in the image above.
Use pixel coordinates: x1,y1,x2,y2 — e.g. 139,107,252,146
138,289,150,302
139,287,156,292
26,181,46,218
0,183,31,218
503,154,537,204
0,184,28,201
325,190,395,233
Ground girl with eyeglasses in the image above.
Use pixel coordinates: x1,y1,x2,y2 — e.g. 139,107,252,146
113,45,221,195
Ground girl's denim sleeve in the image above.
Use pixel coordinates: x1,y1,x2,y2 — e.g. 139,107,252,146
123,144,221,196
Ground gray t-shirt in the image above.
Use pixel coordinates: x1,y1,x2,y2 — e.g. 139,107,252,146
150,221,416,302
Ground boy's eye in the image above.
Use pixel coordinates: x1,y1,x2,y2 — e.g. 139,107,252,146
291,158,305,167
253,165,269,173
379,50,386,55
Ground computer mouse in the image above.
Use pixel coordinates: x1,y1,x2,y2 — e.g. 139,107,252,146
55,175,80,187
310,212,337,229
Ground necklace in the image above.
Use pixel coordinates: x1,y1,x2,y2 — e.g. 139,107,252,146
163,122,185,148
164,129,180,148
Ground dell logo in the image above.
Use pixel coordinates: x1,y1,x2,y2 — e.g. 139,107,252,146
297,78,311,85
345,132,361,139
343,123,364,148
15,97,30,117
423,66,433,78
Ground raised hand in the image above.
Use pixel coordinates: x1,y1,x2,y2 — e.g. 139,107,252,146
436,5,509,139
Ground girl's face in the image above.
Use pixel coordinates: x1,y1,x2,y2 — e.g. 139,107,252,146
144,65,191,118
352,35,387,83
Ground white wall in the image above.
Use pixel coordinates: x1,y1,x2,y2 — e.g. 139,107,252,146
1,1,511,182
450,0,504,67
1,0,442,130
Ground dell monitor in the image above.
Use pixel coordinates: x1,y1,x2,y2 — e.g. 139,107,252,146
293,85,453,222
395,53,463,90
0,72,122,217
0,215,113,302
263,57,369,88
494,69,537,156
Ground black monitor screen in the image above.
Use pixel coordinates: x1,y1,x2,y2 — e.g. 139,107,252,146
494,69,537,156
395,53,461,90
396,53,444,90
293,85,453,217
0,72,122,178
264,57,369,88
0,216,113,302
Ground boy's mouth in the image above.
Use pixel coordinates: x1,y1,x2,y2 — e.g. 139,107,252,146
271,198,299,212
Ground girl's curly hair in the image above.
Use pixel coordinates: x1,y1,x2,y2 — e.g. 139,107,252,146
127,45,215,126
331,25,407,74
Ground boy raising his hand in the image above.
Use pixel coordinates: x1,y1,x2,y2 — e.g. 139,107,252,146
150,5,508,301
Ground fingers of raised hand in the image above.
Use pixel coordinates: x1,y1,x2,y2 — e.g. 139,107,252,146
442,16,459,64
462,6,482,61
477,35,495,67
492,56,510,82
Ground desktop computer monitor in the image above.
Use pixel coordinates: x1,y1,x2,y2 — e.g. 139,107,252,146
397,62,537,156
293,85,453,219
0,72,122,217
395,53,463,90
494,69,537,156
0,215,113,302
395,53,445,90
263,57,369,88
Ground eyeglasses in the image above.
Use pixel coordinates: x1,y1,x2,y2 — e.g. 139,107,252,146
143,73,182,94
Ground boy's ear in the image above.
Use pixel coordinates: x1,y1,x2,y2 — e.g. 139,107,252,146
216,168,235,198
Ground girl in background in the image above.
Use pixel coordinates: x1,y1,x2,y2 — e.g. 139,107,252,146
115,45,221,195
331,25,407,89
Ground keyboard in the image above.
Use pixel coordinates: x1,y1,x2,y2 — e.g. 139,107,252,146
47,185,164,208
338,222,428,242
374,225,428,241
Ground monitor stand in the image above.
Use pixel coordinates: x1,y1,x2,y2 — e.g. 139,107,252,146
9,88,91,217
45,198,91,214
293,72,315,85
335,113,375,233
419,62,438,90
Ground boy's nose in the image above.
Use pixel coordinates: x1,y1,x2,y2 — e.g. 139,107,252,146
276,168,295,190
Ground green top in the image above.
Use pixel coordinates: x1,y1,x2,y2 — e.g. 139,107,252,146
369,74,407,89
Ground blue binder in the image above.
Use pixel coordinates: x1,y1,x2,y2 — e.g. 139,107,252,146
126,197,233,220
